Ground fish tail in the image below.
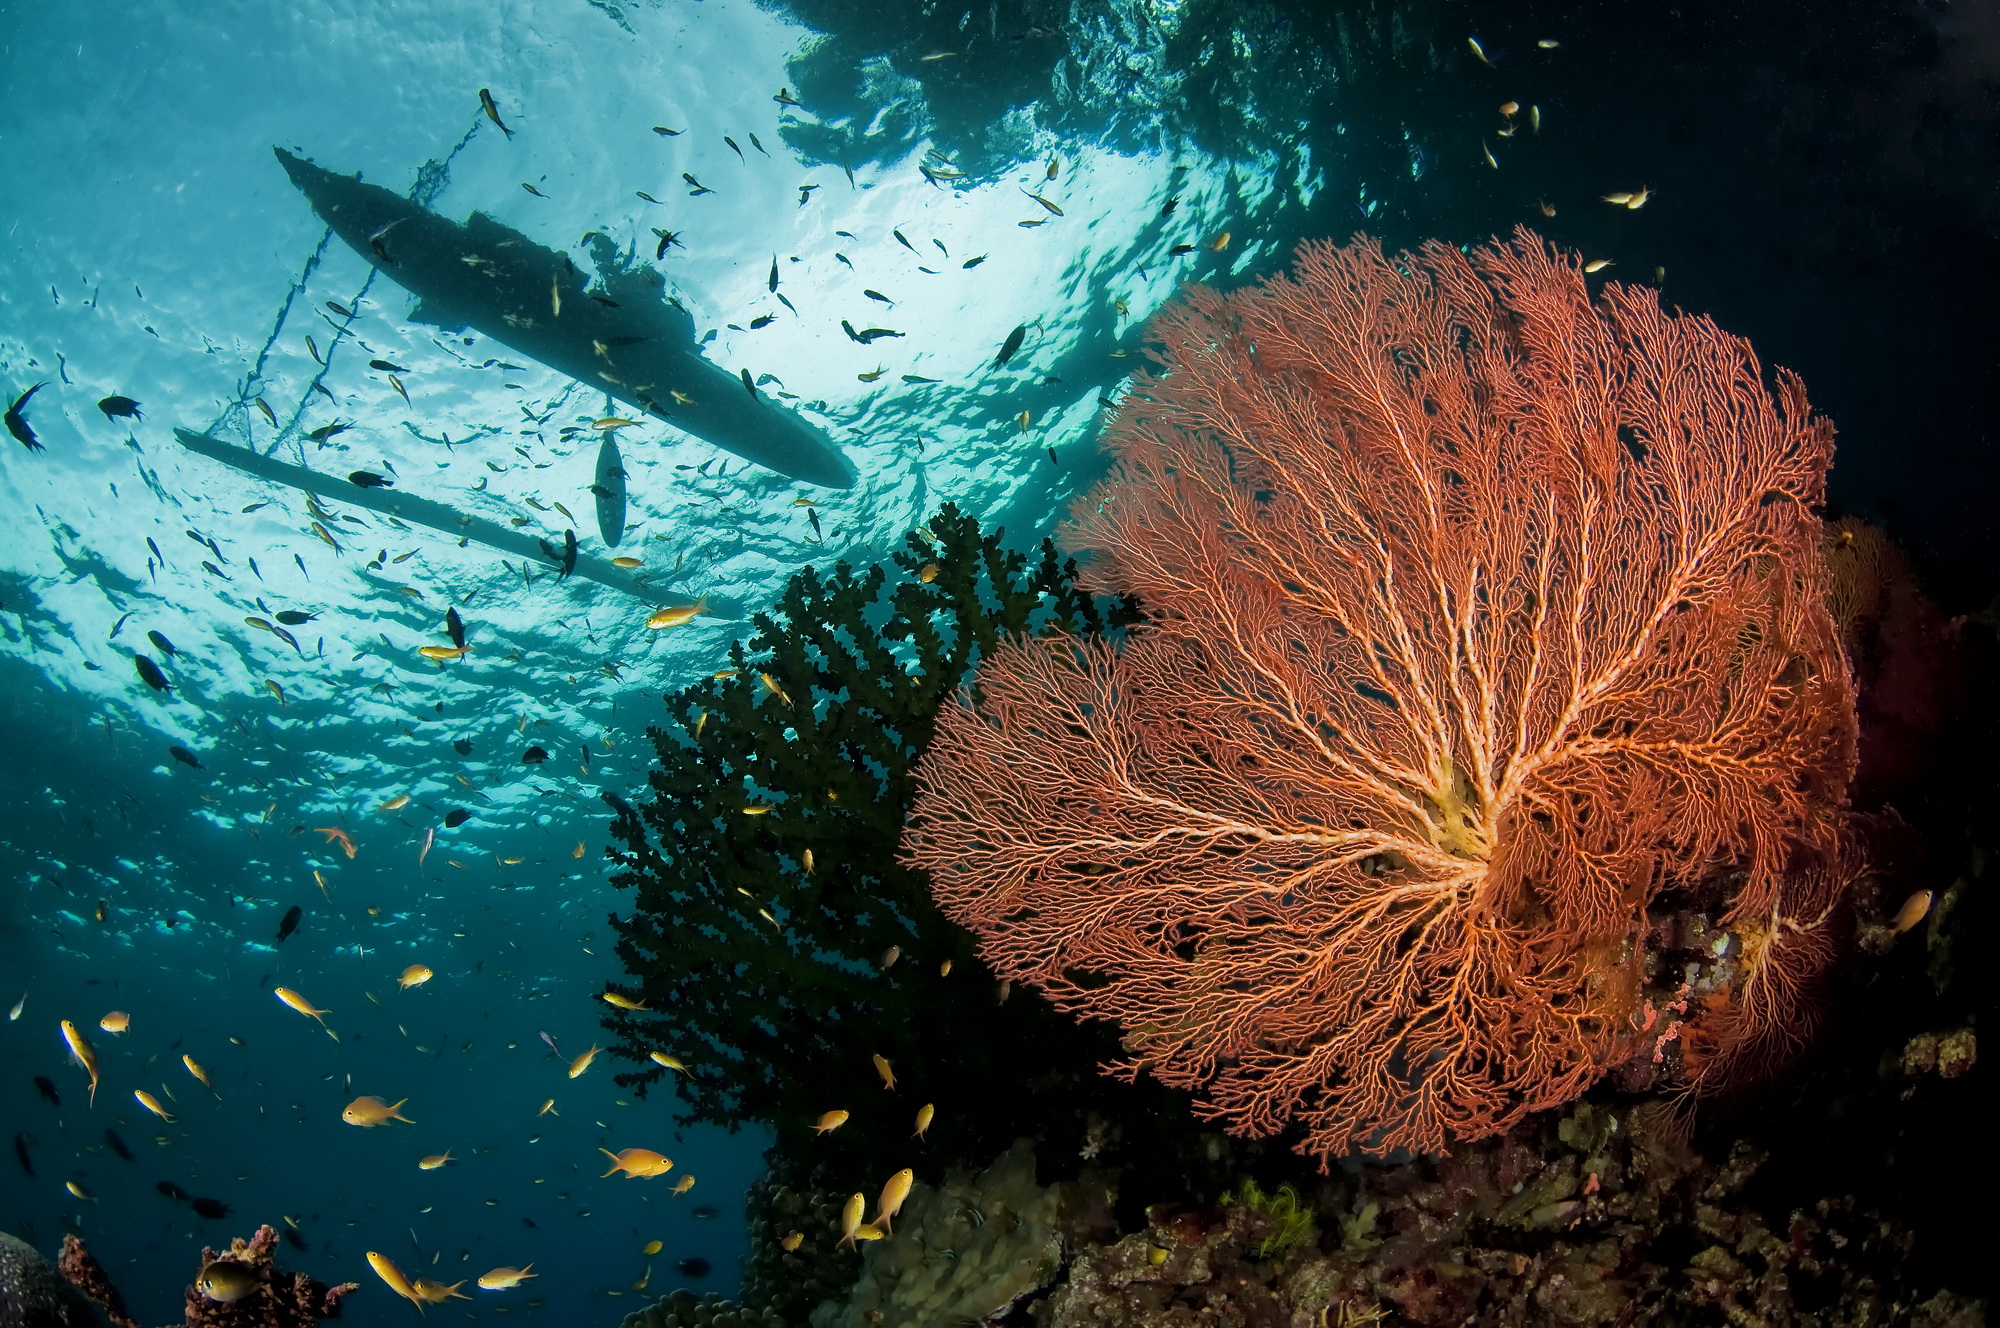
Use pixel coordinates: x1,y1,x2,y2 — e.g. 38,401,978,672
599,1149,621,1177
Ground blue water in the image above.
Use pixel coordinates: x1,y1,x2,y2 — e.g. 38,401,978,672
4,0,1997,1322
0,0,1249,1320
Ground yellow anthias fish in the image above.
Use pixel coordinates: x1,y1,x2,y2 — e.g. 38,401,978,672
367,1252,426,1309
412,1278,470,1303
134,1089,175,1122
60,1020,100,1106
837,1192,866,1249
874,1167,915,1236
195,1258,262,1303
538,1098,558,1117
645,597,707,630
811,1110,849,1135
98,1011,130,1034
397,965,434,991
274,987,337,1040
649,1052,688,1074
66,1180,96,1202
377,794,412,811
780,1232,804,1252
872,1053,896,1091
671,1175,697,1195
601,991,649,1011
417,645,470,661
599,1147,673,1179
183,1054,217,1097
342,1095,414,1127
418,1150,455,1170
477,1265,536,1290
642,1239,663,1255
568,1044,601,1079
611,556,643,569
913,1103,934,1140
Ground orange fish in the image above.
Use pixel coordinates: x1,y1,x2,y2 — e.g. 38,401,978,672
312,826,357,858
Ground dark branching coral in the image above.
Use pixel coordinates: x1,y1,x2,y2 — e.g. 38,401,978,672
603,504,1185,1175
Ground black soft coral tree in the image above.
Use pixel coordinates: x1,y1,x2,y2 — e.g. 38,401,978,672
602,504,1167,1176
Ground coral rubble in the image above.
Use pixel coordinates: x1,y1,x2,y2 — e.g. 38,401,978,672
52,1225,356,1328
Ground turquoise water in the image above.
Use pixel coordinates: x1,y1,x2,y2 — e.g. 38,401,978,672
3,0,1996,1322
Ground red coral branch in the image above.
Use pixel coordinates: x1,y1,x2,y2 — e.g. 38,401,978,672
903,229,1856,1162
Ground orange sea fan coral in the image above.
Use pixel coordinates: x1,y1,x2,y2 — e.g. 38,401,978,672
902,229,1857,1163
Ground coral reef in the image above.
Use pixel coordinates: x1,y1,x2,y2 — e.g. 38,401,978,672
1050,1103,1980,1327
905,230,1857,1163
53,1226,356,1328
602,502,1234,1180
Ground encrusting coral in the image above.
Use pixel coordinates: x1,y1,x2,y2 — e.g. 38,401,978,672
904,229,1860,1163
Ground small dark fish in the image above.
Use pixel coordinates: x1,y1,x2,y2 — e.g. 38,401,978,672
306,421,352,443
962,255,987,269
749,132,768,155
994,324,1027,366
807,508,822,537
446,607,466,650
272,625,301,654
893,230,917,253
310,380,335,401
724,136,743,160
834,252,852,269
797,184,819,207
1161,197,1179,217
1047,445,1060,467
135,654,171,693
933,238,949,256
652,125,683,136
676,1259,712,1277
560,529,578,580
767,256,779,292
368,219,405,264
147,630,177,657
348,471,393,489
283,1227,308,1251
6,382,46,452
97,395,142,420
1169,243,1195,255
652,229,682,260
864,289,893,304
690,1206,719,1220
682,173,713,196
444,808,472,829
453,738,474,757
479,88,514,138
901,374,939,383
191,1197,230,1219
276,904,302,943
522,182,547,198
749,314,776,330
157,1180,190,1201
34,1076,60,1106
741,368,756,397
842,321,904,344
522,1217,537,1228
522,746,550,765
14,1135,31,1178
169,746,202,770
368,359,407,373
275,610,317,626
104,1128,132,1161
325,300,354,319
636,191,665,204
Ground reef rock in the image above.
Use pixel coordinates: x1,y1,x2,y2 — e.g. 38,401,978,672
809,1140,1117,1328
